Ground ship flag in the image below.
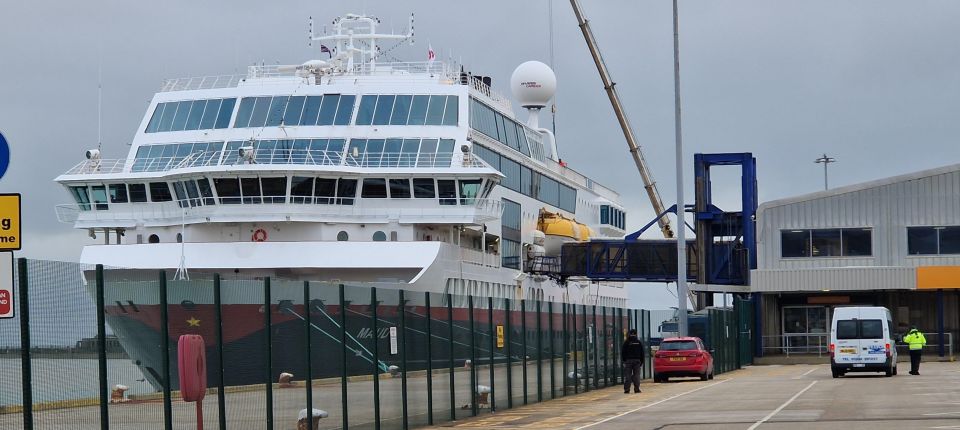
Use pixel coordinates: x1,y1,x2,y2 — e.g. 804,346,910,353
320,44,332,58
428,44,435,61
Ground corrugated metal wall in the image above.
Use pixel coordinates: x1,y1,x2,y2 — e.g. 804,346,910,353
757,168,960,270
751,267,915,292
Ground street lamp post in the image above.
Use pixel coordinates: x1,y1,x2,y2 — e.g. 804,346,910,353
814,154,836,190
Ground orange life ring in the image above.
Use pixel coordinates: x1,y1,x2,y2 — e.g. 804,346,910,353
252,228,268,242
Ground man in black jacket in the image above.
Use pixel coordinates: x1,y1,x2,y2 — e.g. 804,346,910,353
622,329,645,393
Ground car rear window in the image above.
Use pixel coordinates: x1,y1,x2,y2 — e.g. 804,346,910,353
660,341,697,350
859,319,884,339
837,320,858,339
836,319,884,339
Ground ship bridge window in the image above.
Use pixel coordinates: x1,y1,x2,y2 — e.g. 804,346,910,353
389,179,411,199
108,184,128,204
361,178,388,198
149,182,173,202
337,179,358,205
234,94,355,128
413,178,436,199
145,98,236,133
355,95,459,126
213,178,241,204
459,179,482,205
128,184,148,203
70,186,91,211
291,176,314,204
437,180,457,206
196,178,216,205
315,178,337,204
261,177,287,203
241,178,262,204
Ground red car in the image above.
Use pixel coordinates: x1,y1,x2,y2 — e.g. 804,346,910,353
653,337,715,382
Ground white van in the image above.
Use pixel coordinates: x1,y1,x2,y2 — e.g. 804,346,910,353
829,306,897,378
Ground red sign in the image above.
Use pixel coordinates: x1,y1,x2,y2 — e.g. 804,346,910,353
0,289,11,318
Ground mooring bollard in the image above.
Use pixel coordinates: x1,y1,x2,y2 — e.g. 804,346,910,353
297,408,329,430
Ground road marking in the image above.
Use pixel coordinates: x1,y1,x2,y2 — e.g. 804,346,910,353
924,411,960,416
746,381,817,430
570,379,731,430
930,426,960,429
792,367,819,379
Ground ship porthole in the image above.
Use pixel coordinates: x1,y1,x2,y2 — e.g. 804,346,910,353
373,231,386,241
148,234,160,243
337,231,349,241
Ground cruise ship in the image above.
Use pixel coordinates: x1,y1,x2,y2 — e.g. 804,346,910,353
54,13,630,390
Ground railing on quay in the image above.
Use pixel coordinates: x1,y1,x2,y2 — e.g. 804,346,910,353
761,332,955,360
1,258,721,429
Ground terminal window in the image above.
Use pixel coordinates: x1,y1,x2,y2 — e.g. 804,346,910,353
781,228,873,258
908,226,960,255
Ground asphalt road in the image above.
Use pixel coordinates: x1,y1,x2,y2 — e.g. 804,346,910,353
432,361,960,430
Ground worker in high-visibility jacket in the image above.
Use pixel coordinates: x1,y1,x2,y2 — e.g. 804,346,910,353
903,327,927,375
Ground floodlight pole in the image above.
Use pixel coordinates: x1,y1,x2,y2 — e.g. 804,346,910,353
815,154,836,190
672,0,689,336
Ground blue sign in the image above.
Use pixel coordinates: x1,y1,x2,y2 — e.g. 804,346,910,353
0,133,8,180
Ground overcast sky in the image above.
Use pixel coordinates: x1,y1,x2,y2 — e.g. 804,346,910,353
2,1,959,308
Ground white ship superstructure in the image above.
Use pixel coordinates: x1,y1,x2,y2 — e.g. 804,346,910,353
55,13,630,308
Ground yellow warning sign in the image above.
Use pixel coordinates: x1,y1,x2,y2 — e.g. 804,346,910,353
496,325,505,348
0,194,20,251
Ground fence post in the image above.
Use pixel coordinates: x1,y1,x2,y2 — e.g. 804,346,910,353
264,277,273,430
521,299,528,404
159,271,172,430
303,281,313,428
469,295,477,417
573,304,579,394
447,294,455,422
505,298,513,409
582,304,589,392
214,274,226,430
536,299,542,402
400,290,409,429
602,306,608,387
425,292,433,425
17,258,32,430
562,303,568,397
372,287,381,430
94,265,109,430
339,285,349,430
548,301,555,399
592,305,599,390
488,296,495,412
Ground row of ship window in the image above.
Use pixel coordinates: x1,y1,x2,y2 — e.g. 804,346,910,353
145,98,237,133
144,94,461,133
779,227,960,257
469,98,536,159
472,144,576,213
68,177,490,210
600,205,626,230
131,138,458,172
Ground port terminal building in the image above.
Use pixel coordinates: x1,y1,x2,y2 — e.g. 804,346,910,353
750,162,960,358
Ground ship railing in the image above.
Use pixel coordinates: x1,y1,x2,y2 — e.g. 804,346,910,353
63,159,128,175
460,247,501,268
54,204,80,223
159,75,245,92
467,77,513,115
62,149,497,176
55,197,504,225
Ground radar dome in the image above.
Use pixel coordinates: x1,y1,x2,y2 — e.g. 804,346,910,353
510,61,556,109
